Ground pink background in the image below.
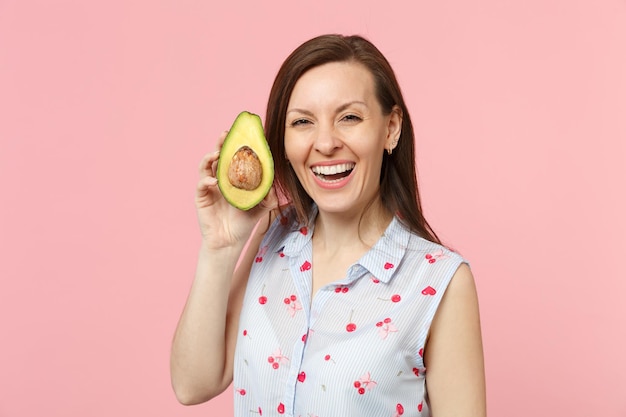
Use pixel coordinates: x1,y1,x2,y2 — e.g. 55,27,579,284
1,0,625,416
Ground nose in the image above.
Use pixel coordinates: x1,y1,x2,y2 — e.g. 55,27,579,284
314,122,342,155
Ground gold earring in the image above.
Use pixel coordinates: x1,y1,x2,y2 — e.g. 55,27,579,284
387,147,392,155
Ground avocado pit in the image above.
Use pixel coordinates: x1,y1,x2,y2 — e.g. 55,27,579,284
227,146,263,190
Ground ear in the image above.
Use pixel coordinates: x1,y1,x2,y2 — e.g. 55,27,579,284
385,105,403,152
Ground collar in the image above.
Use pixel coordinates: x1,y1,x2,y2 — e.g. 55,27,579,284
357,216,411,284
282,206,411,284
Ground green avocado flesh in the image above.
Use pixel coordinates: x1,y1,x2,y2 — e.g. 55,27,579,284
217,111,274,210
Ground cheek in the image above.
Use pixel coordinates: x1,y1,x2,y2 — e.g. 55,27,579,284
283,134,305,163
360,136,387,159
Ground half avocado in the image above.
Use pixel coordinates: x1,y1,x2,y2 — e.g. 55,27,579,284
217,111,274,210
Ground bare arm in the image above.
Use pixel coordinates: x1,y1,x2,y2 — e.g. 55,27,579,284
170,221,268,404
170,132,277,405
424,263,487,417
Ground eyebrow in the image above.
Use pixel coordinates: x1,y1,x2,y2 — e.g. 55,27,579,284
286,101,368,116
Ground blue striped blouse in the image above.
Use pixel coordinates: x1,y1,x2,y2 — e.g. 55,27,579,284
233,206,466,417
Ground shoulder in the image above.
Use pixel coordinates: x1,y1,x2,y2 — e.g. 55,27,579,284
448,262,475,292
391,218,465,262
402,230,467,276
437,262,478,313
427,261,481,346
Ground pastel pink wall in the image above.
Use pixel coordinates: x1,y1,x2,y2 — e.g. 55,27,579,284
1,1,624,416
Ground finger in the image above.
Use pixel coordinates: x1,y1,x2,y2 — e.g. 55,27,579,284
211,158,219,177
196,176,220,205
199,131,229,175
199,150,220,175
197,175,218,193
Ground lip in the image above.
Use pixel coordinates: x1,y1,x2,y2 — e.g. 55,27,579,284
309,160,355,190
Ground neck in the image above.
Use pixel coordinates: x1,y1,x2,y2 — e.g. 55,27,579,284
312,198,393,252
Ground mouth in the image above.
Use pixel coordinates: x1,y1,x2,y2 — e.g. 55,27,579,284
311,163,355,183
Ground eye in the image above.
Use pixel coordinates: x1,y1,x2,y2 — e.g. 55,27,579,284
290,118,312,127
341,114,362,123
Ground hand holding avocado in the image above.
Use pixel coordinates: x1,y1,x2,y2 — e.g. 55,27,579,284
195,115,277,248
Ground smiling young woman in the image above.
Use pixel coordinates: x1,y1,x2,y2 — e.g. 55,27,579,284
171,34,486,417
283,60,401,223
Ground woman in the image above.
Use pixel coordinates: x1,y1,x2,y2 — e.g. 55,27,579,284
170,34,486,417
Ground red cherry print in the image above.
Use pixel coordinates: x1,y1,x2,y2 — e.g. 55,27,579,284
418,402,423,412
396,403,404,415
258,284,267,304
384,262,394,270
236,388,246,395
298,371,306,382
280,215,289,225
341,287,349,293
277,402,285,414
421,286,436,296
279,252,285,258
285,295,303,318
376,321,383,327
425,249,447,264
299,226,308,235
412,367,419,376
378,294,401,303
258,406,263,415
254,246,268,263
243,330,247,336
418,348,424,357
267,348,289,369
300,260,311,272
334,287,341,293
353,371,377,394
324,354,331,361
301,333,307,342
371,278,380,284
377,318,398,340
346,310,357,332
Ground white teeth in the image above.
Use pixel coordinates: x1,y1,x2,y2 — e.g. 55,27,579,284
311,163,355,175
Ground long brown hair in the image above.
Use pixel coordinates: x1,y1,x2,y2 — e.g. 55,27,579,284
265,34,440,244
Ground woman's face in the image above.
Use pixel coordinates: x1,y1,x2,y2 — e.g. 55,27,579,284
284,61,401,217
